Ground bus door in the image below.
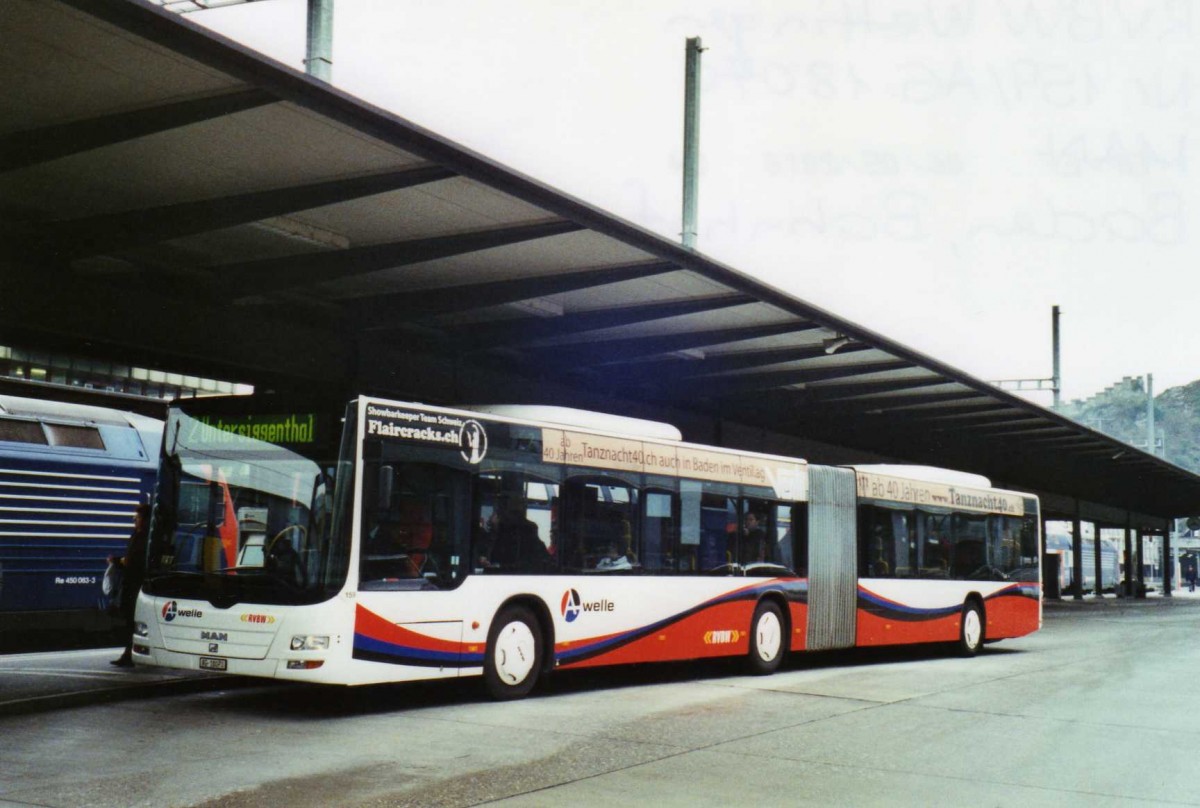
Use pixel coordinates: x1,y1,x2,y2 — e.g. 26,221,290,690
806,466,857,651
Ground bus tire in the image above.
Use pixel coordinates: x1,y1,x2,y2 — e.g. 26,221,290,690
484,605,542,700
747,600,785,675
958,600,984,657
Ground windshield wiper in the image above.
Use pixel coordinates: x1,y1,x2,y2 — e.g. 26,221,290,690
145,570,205,584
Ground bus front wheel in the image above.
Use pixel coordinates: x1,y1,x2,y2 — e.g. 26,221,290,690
747,600,785,675
958,600,984,657
484,606,542,700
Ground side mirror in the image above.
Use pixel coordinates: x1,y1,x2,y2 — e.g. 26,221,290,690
378,465,394,511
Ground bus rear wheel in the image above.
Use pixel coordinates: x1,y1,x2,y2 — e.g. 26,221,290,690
484,605,542,700
958,600,984,657
747,600,785,675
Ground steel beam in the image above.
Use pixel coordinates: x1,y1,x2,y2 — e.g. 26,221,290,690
800,377,952,402
0,88,275,172
15,164,455,260
645,360,915,399
446,293,753,348
214,219,584,299
354,260,679,326
525,321,821,368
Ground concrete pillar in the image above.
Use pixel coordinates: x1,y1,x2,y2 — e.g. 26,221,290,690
1093,526,1104,598
1136,530,1146,598
1041,516,1061,600
1072,504,1084,599
1124,520,1134,598
1163,528,1173,597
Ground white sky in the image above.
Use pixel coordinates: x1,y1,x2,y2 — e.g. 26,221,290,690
191,0,1198,404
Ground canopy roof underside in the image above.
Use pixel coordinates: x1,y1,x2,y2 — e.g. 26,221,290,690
1,0,1196,524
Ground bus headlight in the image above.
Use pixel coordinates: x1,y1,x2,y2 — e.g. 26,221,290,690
134,621,149,637
290,635,329,651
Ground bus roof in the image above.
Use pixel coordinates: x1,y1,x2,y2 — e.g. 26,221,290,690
850,464,993,489
459,404,682,442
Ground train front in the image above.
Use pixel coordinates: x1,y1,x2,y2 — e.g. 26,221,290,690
132,396,356,681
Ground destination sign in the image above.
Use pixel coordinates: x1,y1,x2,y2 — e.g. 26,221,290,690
192,413,318,445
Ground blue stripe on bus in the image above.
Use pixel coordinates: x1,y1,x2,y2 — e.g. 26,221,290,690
352,634,482,668
856,588,962,621
556,579,805,665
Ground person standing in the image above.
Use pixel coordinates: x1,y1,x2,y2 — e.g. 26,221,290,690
110,503,151,667
740,510,768,566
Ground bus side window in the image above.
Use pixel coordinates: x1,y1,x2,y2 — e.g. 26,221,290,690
473,471,557,575
790,503,808,577
738,498,771,566
677,481,700,572
642,490,677,574
559,476,638,573
858,505,896,579
361,462,470,589
698,493,735,572
769,502,794,570
952,513,988,579
918,511,950,578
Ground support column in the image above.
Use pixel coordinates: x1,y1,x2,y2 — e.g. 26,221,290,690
1093,526,1104,598
1072,503,1084,599
1124,519,1134,598
1164,526,1173,597
1136,529,1146,598
1041,516,1060,600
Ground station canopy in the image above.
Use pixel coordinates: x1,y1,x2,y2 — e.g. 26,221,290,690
3,0,1200,522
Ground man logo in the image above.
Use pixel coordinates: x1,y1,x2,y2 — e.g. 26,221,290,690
209,643,219,653
459,420,487,464
162,601,177,622
560,588,581,623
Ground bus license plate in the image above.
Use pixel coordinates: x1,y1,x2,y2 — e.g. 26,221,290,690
199,657,227,671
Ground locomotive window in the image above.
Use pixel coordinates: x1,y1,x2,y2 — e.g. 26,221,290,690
0,418,47,445
44,423,105,450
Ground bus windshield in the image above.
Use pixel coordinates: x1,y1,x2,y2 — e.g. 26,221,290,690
144,403,354,606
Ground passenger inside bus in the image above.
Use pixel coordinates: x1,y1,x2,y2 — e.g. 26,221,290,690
592,510,635,570
362,521,420,580
264,532,305,586
476,494,551,572
362,496,437,582
739,509,768,565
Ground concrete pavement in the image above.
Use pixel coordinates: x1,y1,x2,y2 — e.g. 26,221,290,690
0,646,243,717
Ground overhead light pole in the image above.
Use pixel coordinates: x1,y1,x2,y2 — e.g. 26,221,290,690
155,0,333,82
681,36,703,250
304,0,333,82
1051,304,1061,408
989,305,1062,406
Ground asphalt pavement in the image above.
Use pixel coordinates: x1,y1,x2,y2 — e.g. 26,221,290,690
0,589,1192,718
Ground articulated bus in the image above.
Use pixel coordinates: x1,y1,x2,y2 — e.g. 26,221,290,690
0,395,162,644
133,395,1042,698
